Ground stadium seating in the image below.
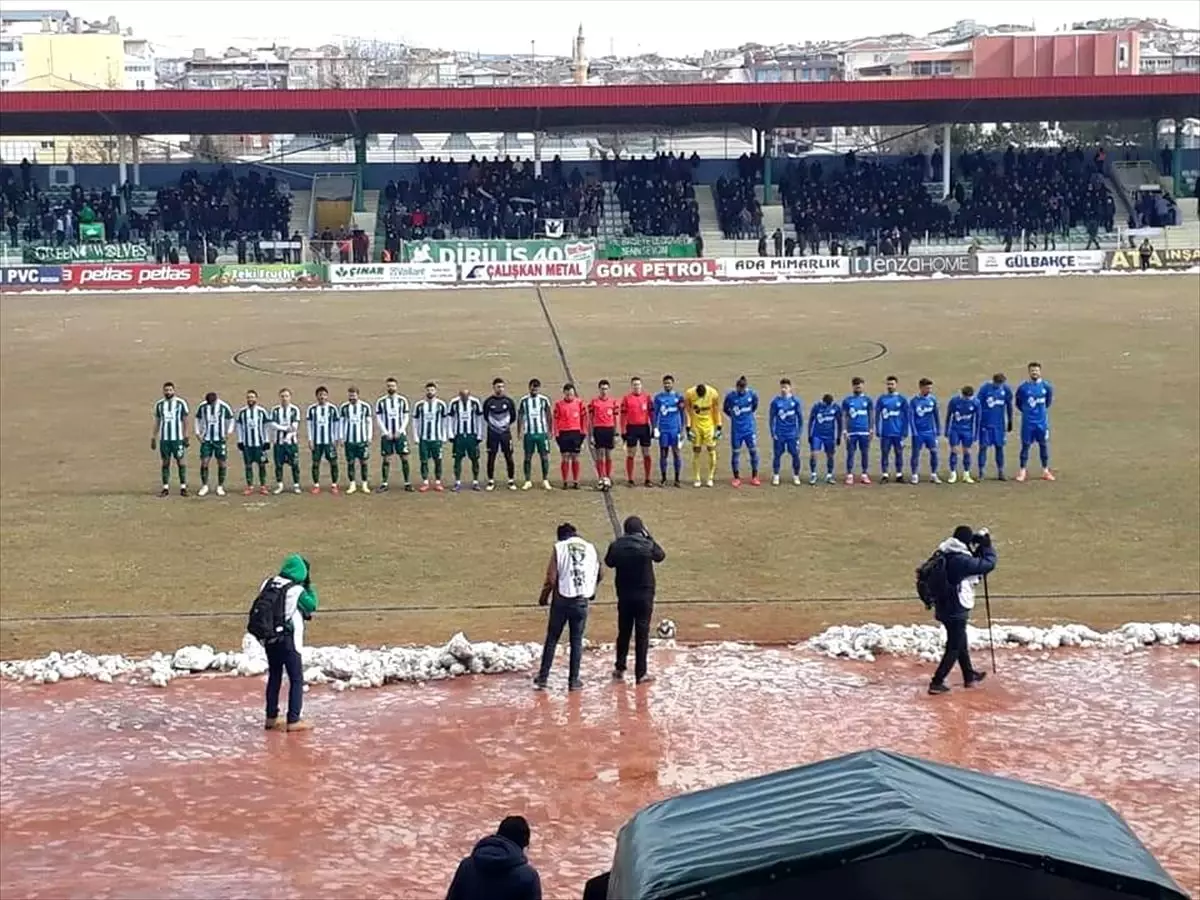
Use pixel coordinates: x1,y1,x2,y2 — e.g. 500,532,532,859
377,156,604,259
0,164,293,263
602,153,699,239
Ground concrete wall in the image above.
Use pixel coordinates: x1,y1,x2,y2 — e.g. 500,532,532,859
973,31,1139,78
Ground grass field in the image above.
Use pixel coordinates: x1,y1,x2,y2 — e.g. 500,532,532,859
1,276,1198,658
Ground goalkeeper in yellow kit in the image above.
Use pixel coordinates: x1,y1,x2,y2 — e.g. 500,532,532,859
684,383,723,487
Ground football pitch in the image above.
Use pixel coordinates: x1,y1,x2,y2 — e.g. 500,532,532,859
1,276,1198,659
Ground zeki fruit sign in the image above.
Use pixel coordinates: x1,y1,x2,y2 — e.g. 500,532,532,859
403,240,596,264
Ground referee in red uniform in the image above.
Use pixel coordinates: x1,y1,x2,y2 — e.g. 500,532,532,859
553,384,587,490
588,380,619,489
621,377,655,487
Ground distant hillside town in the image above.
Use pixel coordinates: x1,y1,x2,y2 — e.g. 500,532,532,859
1,8,1197,165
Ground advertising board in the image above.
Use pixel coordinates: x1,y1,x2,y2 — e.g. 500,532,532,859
61,264,200,289
328,263,458,284
459,259,590,282
0,265,64,287
1104,248,1200,271
975,251,1105,273
402,239,596,265
590,259,718,283
849,254,974,276
718,256,850,278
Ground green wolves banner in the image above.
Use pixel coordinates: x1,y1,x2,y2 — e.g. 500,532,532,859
1104,247,1200,270
200,264,325,286
23,242,150,264
400,239,596,264
602,237,698,260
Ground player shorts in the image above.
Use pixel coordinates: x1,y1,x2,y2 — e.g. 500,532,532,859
241,445,267,464
947,430,975,447
200,439,227,461
658,429,682,449
486,431,512,454
592,426,615,451
523,433,550,456
418,439,443,462
809,436,835,454
691,424,716,449
556,430,584,455
913,434,938,452
381,435,409,456
344,442,369,462
978,426,1005,448
453,434,480,460
158,439,185,461
731,432,757,450
273,443,298,466
624,424,652,448
1021,424,1049,444
312,443,337,462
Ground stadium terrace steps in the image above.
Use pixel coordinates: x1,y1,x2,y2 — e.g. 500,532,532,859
288,190,312,240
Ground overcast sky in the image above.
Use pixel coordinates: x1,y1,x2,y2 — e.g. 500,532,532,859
15,0,1200,58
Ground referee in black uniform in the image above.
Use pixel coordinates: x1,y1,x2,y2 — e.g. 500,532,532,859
483,377,518,491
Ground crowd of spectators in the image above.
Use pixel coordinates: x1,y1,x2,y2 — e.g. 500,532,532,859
763,146,1123,255
605,152,699,238
1,161,294,263
713,153,767,239
378,156,603,259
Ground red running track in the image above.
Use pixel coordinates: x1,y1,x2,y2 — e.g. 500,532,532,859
1,647,1197,899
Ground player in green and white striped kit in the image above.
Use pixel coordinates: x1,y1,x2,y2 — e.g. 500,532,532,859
375,377,413,493
307,385,342,494
412,382,448,492
270,387,303,494
518,378,554,491
446,388,486,492
340,385,374,494
195,391,235,497
151,381,190,497
236,390,273,495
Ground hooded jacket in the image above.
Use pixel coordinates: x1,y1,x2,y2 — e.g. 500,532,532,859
604,517,666,603
445,834,541,900
933,538,997,623
258,554,319,649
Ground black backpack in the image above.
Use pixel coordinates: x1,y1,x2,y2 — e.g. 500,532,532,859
915,550,951,610
247,577,294,644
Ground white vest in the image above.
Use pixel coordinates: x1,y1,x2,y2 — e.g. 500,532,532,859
555,537,599,600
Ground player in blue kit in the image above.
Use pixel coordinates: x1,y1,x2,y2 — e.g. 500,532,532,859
807,393,842,485
874,375,907,483
768,378,803,486
652,374,686,487
945,385,981,484
723,376,761,487
1015,361,1055,482
841,376,873,485
976,372,1014,481
909,378,942,484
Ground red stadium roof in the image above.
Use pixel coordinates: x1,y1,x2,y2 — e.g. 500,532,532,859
1,75,1196,135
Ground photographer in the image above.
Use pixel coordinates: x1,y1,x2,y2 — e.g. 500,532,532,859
929,526,996,696
251,554,318,731
604,516,666,684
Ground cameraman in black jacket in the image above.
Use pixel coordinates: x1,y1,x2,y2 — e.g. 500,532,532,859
930,525,997,695
604,516,666,684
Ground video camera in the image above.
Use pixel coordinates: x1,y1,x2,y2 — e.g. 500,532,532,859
968,527,992,556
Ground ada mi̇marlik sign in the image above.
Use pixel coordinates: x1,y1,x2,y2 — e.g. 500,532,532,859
402,240,596,264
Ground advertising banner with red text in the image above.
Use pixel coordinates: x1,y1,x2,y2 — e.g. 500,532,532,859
590,258,719,283
62,264,201,290
459,259,589,282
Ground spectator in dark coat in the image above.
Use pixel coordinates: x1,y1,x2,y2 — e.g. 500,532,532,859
604,516,666,684
446,816,541,900
929,526,997,696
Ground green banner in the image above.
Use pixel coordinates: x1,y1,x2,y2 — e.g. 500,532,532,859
23,242,149,264
200,264,325,286
602,237,698,260
400,239,597,264
78,222,106,241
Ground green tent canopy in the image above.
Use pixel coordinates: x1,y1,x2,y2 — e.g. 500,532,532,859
595,749,1188,900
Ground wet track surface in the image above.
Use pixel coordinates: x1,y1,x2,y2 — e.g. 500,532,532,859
2,647,1197,899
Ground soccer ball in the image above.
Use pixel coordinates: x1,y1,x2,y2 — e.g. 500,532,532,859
656,619,677,640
